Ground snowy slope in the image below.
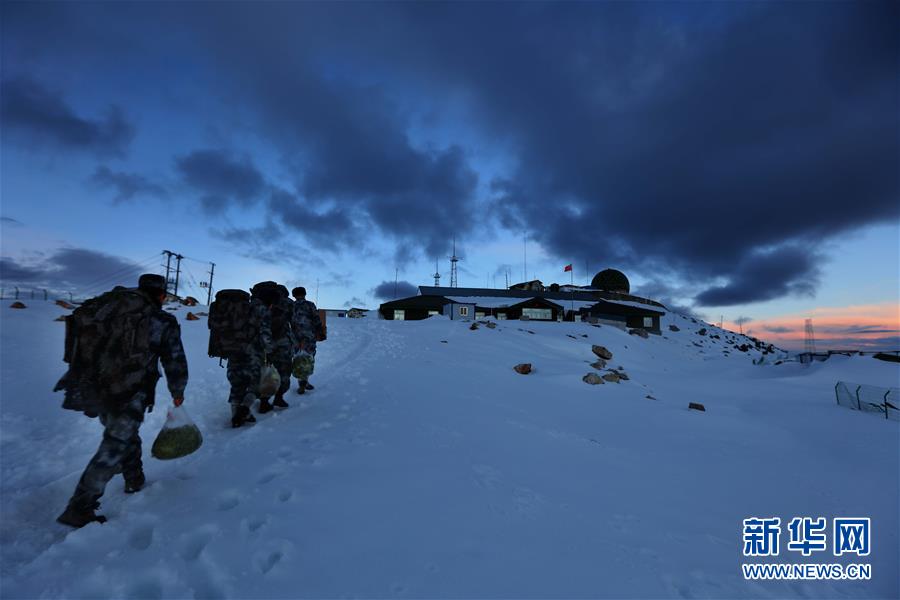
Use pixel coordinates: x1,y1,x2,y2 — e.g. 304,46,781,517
1,301,897,599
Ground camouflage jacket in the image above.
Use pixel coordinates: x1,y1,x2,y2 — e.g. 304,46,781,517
291,299,322,342
55,304,189,415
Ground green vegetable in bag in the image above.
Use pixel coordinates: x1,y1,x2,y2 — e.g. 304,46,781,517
151,405,203,460
292,350,314,380
258,363,281,397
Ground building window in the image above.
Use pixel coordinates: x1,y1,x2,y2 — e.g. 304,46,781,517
643,317,653,327
522,308,552,320
427,310,439,317
497,313,507,320
393,310,405,320
475,311,485,319
459,306,469,316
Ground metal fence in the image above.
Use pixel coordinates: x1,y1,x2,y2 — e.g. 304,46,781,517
835,381,900,421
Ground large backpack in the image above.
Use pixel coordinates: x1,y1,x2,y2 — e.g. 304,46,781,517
251,282,289,339
63,289,158,403
264,297,289,340
208,289,259,358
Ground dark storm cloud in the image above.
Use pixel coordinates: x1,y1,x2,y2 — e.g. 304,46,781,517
4,2,897,303
412,1,897,300
175,149,266,213
268,190,357,252
0,77,134,156
694,245,822,306
762,325,794,334
0,248,146,294
371,280,418,301
172,6,480,261
342,297,367,308
91,166,167,203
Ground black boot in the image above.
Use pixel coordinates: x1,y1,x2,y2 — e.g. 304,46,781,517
258,398,273,414
57,501,107,528
232,405,256,428
124,472,145,494
296,381,307,395
273,394,289,408
305,382,315,391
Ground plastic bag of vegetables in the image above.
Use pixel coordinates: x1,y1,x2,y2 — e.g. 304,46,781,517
151,406,203,460
291,350,315,380
258,363,281,398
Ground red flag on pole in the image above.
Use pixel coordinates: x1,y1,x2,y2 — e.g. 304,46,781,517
563,264,572,272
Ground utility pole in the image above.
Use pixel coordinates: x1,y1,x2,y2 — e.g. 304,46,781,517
173,253,183,297
43,289,48,301
163,250,174,293
68,292,73,302
14,287,19,299
206,262,216,305
394,269,398,299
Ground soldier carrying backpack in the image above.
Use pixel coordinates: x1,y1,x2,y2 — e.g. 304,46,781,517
252,282,295,413
54,274,188,528
208,286,273,427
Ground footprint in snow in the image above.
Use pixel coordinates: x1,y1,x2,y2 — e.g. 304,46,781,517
216,490,241,511
244,515,269,535
257,470,282,485
277,489,293,503
179,525,218,561
128,521,156,551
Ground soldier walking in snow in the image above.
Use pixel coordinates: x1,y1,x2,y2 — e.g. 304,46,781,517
54,274,188,528
208,287,274,428
253,282,295,413
291,286,324,394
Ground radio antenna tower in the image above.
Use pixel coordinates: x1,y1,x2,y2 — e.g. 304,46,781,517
449,238,460,288
804,318,816,354
433,258,441,287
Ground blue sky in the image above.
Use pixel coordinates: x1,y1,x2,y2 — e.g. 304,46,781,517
1,2,897,349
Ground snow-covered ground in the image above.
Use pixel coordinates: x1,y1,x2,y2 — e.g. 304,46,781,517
1,301,897,599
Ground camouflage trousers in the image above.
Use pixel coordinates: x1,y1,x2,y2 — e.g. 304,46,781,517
265,343,293,398
227,351,263,410
67,392,146,510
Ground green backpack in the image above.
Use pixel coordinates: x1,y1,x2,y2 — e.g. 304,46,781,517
208,289,260,358
63,289,158,404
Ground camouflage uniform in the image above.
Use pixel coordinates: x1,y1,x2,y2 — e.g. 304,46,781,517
264,295,295,399
60,304,188,512
291,298,322,357
227,297,273,413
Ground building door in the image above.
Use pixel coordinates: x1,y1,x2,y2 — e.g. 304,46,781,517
393,309,405,320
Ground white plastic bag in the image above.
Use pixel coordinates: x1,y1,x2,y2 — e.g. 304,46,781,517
258,363,281,398
151,405,203,460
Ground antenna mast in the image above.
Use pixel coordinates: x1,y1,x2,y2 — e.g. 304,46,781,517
433,258,441,287
804,318,816,354
449,238,460,288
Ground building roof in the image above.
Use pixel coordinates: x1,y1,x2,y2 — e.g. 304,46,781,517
418,285,665,309
379,295,453,310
